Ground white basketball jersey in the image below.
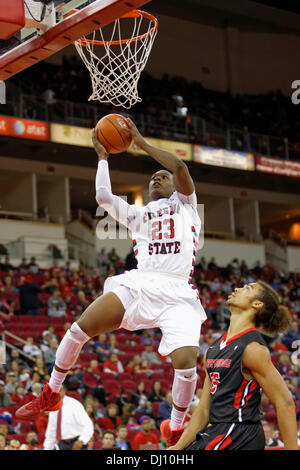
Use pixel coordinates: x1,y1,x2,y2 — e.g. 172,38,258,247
127,191,201,282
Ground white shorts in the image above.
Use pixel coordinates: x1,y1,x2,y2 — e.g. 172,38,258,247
103,269,207,357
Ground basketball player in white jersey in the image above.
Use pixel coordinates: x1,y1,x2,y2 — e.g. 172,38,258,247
16,118,207,447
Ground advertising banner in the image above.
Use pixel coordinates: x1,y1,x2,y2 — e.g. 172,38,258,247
0,115,49,140
194,145,255,171
256,155,300,178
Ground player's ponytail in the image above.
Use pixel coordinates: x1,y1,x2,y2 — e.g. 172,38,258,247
254,280,291,334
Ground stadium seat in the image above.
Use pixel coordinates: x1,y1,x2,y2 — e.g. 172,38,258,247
133,372,149,382
151,372,164,381
117,372,133,381
12,433,27,444
120,380,137,394
93,441,102,450
101,372,116,381
83,372,99,389
18,315,35,324
143,379,153,393
159,379,171,394
152,401,161,418
66,391,83,403
102,379,122,396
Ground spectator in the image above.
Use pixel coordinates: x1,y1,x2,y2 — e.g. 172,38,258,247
18,257,28,272
125,249,137,271
148,380,165,403
4,372,17,395
0,256,14,272
27,257,40,274
6,348,26,370
0,379,12,407
43,385,93,450
18,275,41,315
43,338,58,370
108,333,120,355
40,331,54,352
107,248,120,266
25,431,42,450
131,381,152,416
157,390,173,427
7,438,21,450
25,371,42,392
141,343,162,365
103,353,124,375
132,415,160,450
0,298,14,323
198,336,209,356
33,356,49,380
48,289,67,318
0,432,7,450
263,423,284,448
3,276,16,293
98,403,122,431
101,430,117,450
11,384,30,406
87,359,101,376
23,336,42,358
93,333,110,362
121,404,139,431
115,424,132,450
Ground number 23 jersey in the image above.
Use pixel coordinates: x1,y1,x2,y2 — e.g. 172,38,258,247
128,191,201,281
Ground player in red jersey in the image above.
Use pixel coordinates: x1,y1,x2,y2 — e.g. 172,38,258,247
164,280,299,450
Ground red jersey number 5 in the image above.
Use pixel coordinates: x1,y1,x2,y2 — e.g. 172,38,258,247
209,372,220,394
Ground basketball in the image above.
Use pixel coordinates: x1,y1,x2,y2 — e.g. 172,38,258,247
96,114,132,154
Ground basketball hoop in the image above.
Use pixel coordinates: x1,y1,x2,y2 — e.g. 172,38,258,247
74,10,158,109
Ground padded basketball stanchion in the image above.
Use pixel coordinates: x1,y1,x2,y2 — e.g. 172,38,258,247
0,0,25,39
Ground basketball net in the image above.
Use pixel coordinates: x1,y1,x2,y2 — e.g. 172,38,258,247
74,10,158,109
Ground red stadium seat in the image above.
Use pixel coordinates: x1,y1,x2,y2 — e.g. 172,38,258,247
83,372,99,389
102,379,122,396
93,441,102,450
66,391,83,403
101,372,116,381
120,380,137,394
159,379,171,394
152,401,161,418
18,315,35,324
143,379,153,393
117,372,133,381
133,372,149,382
151,372,164,381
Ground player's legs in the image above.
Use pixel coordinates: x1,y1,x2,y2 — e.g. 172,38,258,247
169,346,198,429
16,291,126,420
51,292,125,381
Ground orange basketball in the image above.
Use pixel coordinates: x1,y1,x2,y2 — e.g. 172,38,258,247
96,114,132,154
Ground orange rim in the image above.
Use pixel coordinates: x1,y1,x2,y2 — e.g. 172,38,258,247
75,9,158,47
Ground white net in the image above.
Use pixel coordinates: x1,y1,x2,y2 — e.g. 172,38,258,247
74,10,158,109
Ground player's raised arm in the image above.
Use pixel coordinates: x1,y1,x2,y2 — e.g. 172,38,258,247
243,342,298,450
92,128,137,228
125,118,194,196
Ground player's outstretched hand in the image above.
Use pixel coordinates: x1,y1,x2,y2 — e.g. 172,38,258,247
125,117,147,149
92,128,109,160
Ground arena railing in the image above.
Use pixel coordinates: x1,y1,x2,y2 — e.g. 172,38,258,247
1,330,37,364
0,92,296,161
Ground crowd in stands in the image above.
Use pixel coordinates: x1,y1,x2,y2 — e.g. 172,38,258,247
6,54,300,160
0,250,300,450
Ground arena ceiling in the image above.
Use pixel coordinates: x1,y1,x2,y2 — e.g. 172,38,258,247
151,0,300,34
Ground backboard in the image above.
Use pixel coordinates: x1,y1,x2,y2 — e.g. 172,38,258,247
0,0,151,81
